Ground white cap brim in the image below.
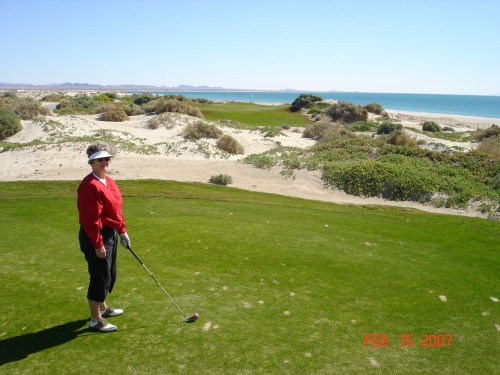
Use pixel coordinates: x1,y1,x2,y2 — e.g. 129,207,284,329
88,150,113,161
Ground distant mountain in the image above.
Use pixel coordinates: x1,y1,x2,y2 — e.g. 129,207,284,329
0,82,311,92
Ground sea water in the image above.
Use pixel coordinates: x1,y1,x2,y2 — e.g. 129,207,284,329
155,91,500,119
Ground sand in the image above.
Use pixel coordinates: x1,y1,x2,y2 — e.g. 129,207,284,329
1,91,498,219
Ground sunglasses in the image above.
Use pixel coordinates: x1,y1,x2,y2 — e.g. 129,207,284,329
96,157,111,162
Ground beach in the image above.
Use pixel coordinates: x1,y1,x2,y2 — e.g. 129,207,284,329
1,90,499,219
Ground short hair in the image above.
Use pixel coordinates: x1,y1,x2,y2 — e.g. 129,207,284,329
86,141,111,159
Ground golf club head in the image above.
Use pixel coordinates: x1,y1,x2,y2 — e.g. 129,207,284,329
186,313,199,323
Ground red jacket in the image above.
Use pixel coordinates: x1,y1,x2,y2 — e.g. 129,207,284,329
78,173,127,249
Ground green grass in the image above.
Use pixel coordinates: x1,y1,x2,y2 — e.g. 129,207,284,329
193,102,314,128
0,180,499,374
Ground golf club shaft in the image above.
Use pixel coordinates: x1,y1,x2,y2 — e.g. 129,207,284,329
126,244,189,320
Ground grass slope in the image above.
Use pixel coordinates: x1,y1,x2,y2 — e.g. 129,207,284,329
0,180,498,374
194,102,314,127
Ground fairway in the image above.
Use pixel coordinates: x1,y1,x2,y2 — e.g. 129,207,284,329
0,180,498,374
194,101,314,127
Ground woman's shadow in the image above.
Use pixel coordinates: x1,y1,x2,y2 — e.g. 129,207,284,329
0,319,89,366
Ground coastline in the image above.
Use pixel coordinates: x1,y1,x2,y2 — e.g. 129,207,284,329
1,89,496,219
5,88,500,119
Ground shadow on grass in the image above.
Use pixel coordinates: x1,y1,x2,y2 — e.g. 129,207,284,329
0,319,88,366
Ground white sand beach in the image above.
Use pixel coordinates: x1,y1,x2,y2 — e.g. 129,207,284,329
1,91,498,219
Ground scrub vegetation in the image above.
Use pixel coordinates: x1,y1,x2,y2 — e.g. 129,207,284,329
1,92,499,217
0,180,498,374
51,92,204,120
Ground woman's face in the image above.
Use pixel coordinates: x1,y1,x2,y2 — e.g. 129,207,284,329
90,157,110,177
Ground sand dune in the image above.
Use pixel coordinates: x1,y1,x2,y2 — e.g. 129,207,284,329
1,92,497,219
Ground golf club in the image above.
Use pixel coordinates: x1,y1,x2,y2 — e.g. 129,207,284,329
125,243,198,323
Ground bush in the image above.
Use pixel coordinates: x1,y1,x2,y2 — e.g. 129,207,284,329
4,97,51,120
422,121,442,132
290,94,324,112
346,121,379,132
100,107,129,122
188,106,204,119
183,121,223,140
363,103,384,114
146,113,176,130
143,97,204,119
324,101,368,123
41,93,66,102
132,93,157,105
216,134,245,154
376,120,403,135
146,117,160,129
93,94,111,102
387,133,418,147
0,107,22,140
303,121,338,140
55,94,98,114
474,125,500,141
209,174,233,186
322,158,435,202
124,103,145,116
476,134,500,160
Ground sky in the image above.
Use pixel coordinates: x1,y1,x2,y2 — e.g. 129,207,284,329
1,0,499,95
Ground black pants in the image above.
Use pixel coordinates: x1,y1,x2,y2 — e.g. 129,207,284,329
79,226,118,303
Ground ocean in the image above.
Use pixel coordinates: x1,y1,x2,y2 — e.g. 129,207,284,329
155,91,500,119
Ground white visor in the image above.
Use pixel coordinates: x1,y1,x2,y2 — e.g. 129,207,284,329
88,150,113,162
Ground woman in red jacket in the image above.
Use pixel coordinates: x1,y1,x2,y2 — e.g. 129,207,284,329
78,141,131,332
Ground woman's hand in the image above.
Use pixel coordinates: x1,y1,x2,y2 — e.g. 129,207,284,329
120,232,131,248
95,246,107,259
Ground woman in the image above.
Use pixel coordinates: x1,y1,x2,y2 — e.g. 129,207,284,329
78,141,131,332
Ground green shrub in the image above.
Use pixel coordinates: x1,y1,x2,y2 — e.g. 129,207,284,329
183,121,223,140
324,101,368,123
100,107,129,122
216,134,245,154
146,117,160,129
94,103,115,114
124,103,145,116
363,102,385,114
2,92,18,100
41,93,66,102
132,93,157,105
476,134,500,160
346,121,378,132
442,126,455,132
258,126,284,138
209,174,233,185
143,97,204,119
0,107,22,140
387,133,418,147
303,121,337,140
322,158,435,202
376,120,403,135
103,92,118,100
55,94,98,114
422,121,442,132
93,94,111,102
188,106,204,119
290,94,324,112
3,97,51,120
145,113,176,130
474,125,500,141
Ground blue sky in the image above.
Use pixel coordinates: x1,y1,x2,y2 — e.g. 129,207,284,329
1,0,499,94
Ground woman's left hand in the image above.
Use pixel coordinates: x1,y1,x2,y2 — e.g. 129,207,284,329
120,232,131,248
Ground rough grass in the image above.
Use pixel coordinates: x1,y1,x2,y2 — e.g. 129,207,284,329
0,180,499,374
